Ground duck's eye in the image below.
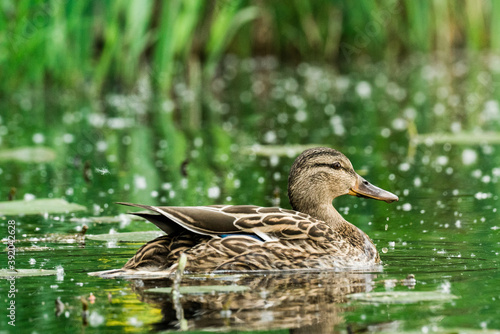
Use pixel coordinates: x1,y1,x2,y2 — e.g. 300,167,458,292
332,162,342,169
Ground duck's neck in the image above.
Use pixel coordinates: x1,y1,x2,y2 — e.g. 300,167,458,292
288,177,348,230
307,203,346,229
291,199,347,230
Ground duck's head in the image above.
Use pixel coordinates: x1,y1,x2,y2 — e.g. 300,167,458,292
288,147,398,213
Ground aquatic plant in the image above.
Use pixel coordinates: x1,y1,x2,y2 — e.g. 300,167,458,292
2,0,500,98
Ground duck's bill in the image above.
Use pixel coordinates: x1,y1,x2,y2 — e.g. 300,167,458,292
348,175,399,203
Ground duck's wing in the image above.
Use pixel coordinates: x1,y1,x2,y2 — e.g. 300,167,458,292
117,202,333,242
117,202,250,236
231,206,333,242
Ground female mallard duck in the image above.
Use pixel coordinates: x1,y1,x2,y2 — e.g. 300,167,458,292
118,147,398,272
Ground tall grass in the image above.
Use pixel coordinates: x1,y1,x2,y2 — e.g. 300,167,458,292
1,0,500,99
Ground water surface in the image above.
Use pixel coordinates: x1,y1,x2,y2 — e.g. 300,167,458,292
1,55,500,333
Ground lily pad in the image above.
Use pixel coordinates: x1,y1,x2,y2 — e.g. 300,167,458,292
0,269,58,278
376,328,500,334
348,291,458,304
0,198,86,215
411,132,500,145
13,246,53,252
0,146,56,163
146,285,250,294
242,144,323,157
70,215,143,224
86,231,164,242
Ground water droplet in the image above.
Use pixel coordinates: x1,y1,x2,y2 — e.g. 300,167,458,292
32,133,45,144
399,163,410,171
414,177,422,187
324,104,336,115
474,192,491,200
269,155,279,167
355,81,372,99
134,175,147,190
472,169,482,178
24,193,36,201
462,149,478,165
62,133,74,144
264,131,277,143
329,116,345,136
294,110,307,122
392,118,407,130
381,128,391,137
481,175,491,183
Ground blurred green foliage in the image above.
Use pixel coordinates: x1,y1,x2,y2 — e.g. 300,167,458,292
1,0,498,98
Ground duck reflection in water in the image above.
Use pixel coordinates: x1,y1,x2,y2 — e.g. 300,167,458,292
134,271,372,332
130,271,414,333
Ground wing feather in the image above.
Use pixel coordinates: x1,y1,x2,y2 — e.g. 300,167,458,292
117,202,333,241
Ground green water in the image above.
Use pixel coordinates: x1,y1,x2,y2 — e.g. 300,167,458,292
1,56,500,333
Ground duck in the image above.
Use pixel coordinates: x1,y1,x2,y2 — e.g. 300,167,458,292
116,147,398,273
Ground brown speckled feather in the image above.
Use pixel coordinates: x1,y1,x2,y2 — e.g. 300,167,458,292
118,203,332,242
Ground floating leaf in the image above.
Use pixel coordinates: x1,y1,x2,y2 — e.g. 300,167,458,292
0,198,86,215
13,246,53,252
0,269,58,278
411,132,500,145
15,233,86,244
376,328,500,334
146,285,250,294
242,144,323,157
70,215,143,224
87,231,164,242
87,269,169,279
0,147,56,163
348,291,458,304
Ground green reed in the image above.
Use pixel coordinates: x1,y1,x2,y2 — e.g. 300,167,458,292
2,0,500,100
